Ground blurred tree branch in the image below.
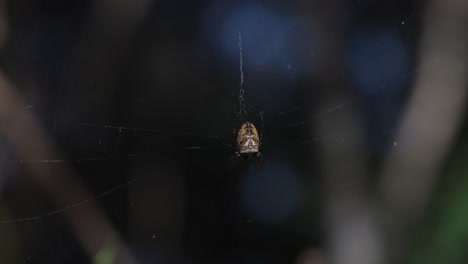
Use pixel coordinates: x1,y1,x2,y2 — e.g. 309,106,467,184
380,0,468,260
0,1,155,263
299,1,384,264
0,71,137,263
301,0,468,264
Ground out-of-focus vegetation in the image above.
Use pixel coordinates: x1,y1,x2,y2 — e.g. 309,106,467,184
407,135,468,264
0,0,467,264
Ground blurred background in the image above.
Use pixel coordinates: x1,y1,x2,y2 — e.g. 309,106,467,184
0,0,467,263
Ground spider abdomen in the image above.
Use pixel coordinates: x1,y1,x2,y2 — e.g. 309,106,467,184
237,121,260,154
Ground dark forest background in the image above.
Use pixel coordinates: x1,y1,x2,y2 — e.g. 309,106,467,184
0,0,467,264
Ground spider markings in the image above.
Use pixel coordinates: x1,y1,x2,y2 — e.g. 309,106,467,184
228,121,265,171
237,121,260,154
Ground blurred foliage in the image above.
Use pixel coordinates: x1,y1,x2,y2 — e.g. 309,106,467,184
407,129,468,264
93,235,117,264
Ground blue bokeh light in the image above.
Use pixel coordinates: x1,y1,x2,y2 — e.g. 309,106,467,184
200,2,320,111
347,27,410,93
347,27,411,155
201,2,316,74
220,4,283,69
240,161,302,224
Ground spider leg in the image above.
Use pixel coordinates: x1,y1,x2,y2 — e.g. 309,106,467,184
259,111,264,142
255,152,265,171
232,110,239,139
227,152,241,172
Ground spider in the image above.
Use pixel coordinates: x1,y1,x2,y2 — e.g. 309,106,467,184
227,121,265,171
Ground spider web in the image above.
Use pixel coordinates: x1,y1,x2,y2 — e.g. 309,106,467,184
0,1,432,263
